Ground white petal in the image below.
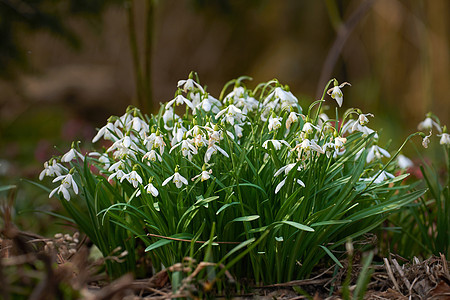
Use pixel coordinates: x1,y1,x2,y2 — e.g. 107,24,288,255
72,180,79,195
162,175,174,186
275,178,286,194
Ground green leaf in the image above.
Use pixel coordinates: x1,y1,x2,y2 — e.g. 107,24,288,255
216,202,240,215
278,220,314,232
231,215,260,222
145,233,193,252
319,245,343,268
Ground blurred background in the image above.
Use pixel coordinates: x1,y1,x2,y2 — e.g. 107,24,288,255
0,0,449,234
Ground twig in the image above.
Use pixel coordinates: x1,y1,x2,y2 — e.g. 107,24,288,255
440,253,449,276
383,257,401,293
392,258,411,290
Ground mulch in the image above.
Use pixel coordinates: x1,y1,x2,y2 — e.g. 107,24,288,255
1,224,449,299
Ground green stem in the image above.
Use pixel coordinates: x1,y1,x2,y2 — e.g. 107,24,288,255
314,79,335,124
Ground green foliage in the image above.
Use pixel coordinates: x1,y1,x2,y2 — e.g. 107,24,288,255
387,115,449,258
39,74,424,283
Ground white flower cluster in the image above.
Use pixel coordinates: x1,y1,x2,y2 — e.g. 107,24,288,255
40,74,403,201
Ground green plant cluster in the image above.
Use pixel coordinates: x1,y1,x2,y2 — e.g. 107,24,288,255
38,73,426,283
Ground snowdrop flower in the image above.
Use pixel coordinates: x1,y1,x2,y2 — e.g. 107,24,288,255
171,123,187,146
108,169,126,182
121,169,143,188
273,163,304,194
262,139,290,150
302,122,319,135
418,116,441,133
127,115,149,133
363,145,391,163
137,179,159,197
192,166,213,182
162,166,188,188
178,76,205,94
334,136,347,149
204,143,229,163
162,107,180,130
268,114,282,131
352,113,374,131
298,139,325,154
438,133,450,145
142,150,162,163
89,152,111,169
361,170,395,184
231,124,242,139
327,80,351,107
114,112,133,130
166,94,195,111
92,121,121,143
216,105,245,125
397,154,413,169
39,159,65,180
286,112,298,129
153,133,166,154
61,147,84,162
49,170,78,201
198,94,221,113
263,87,298,107
170,139,198,160
422,131,432,148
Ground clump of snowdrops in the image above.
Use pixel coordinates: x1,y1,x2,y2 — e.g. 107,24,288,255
39,72,425,283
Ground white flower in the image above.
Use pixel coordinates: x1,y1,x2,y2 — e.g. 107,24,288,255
397,154,413,169
302,122,319,135
121,170,143,188
137,182,159,197
61,148,85,162
142,150,162,163
352,113,374,132
299,139,325,154
216,105,245,125
166,94,194,110
334,136,347,149
363,145,391,163
361,170,395,184
422,131,432,148
262,139,290,150
418,117,441,133
108,169,126,182
438,133,450,145
49,173,78,201
198,94,222,113
263,87,298,106
162,107,180,130
127,116,149,133
268,115,282,131
192,169,213,182
89,152,111,169
286,112,298,129
39,160,64,180
154,135,166,154
170,139,198,160
92,122,122,143
204,143,229,163
327,81,351,107
178,78,205,94
273,163,304,194
162,171,188,189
